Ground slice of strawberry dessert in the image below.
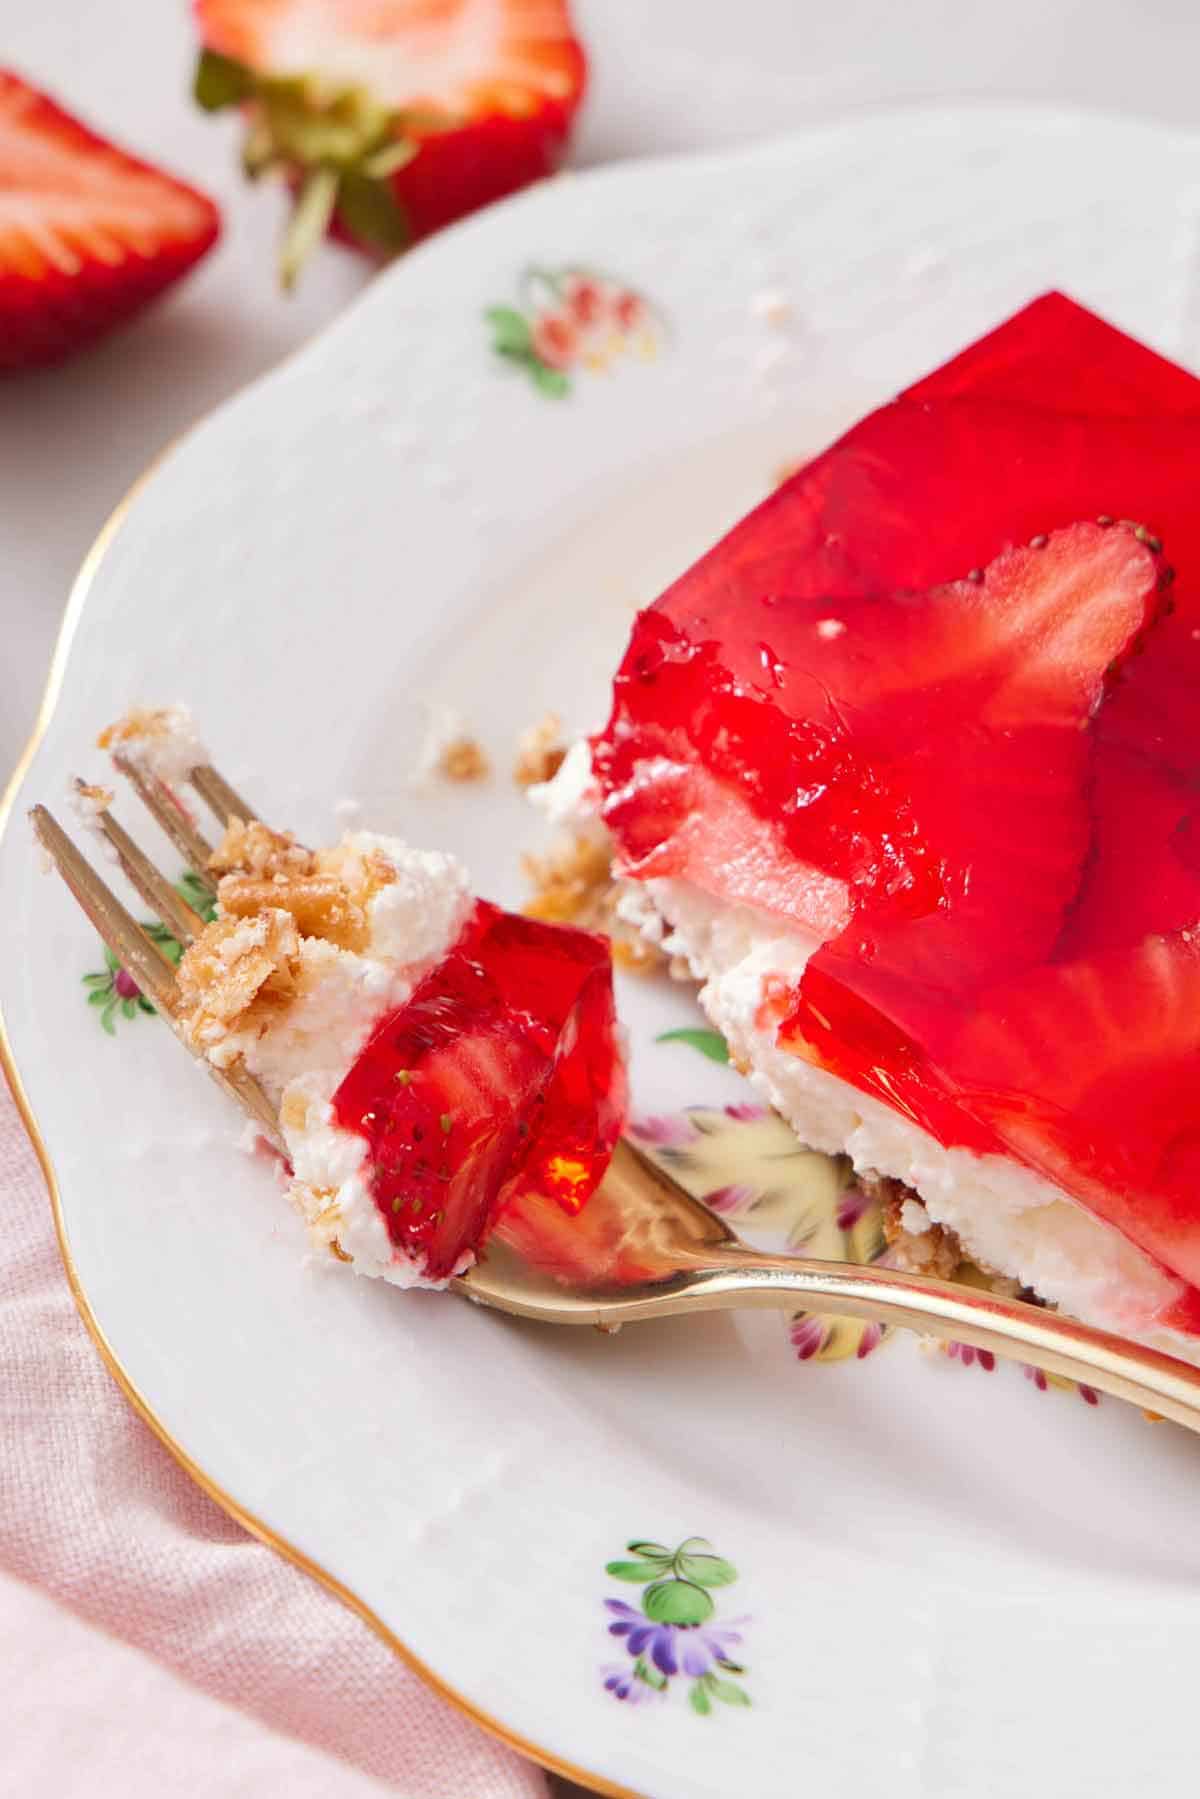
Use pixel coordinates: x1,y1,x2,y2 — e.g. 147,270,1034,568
578,292,1200,1354
98,709,625,1288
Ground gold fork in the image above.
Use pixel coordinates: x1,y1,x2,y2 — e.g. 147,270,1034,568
31,767,1200,1435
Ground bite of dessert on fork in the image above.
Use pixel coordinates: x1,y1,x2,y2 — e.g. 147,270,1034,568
36,706,627,1290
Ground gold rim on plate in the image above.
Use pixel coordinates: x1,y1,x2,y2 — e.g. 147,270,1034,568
0,458,638,1799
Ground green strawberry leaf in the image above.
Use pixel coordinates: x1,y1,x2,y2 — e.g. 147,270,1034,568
689,1682,712,1716
193,49,255,112
605,1560,664,1584
642,1579,714,1627
707,1677,751,1707
676,1552,737,1588
361,137,419,179
530,361,569,399
279,165,340,292
100,1001,117,1036
82,973,110,988
87,988,111,1007
626,1540,673,1562
336,172,410,253
485,307,533,358
241,121,279,180
120,998,137,1020
655,1027,730,1064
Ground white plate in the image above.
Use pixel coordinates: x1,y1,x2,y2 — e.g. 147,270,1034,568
6,104,1200,1799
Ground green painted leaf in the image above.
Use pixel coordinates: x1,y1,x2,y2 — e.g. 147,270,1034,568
655,1028,729,1064
193,49,254,111
120,998,137,1020
689,1682,712,1716
486,306,533,357
605,1560,664,1584
634,1657,667,1692
176,873,218,923
137,997,156,1015
87,988,111,1007
707,1677,751,1707
100,1002,117,1036
626,1540,673,1562
530,361,570,399
103,945,119,973
82,973,110,988
715,1658,746,1675
642,1579,714,1627
336,172,410,253
676,1552,737,1588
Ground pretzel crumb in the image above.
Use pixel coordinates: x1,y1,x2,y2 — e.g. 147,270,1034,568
514,712,567,788
438,735,491,782
522,830,664,975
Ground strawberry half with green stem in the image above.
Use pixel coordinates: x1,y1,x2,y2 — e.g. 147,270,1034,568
192,0,586,289
0,69,219,373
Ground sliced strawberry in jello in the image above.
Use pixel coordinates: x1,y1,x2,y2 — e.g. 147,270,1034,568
602,520,1166,981
332,903,624,1281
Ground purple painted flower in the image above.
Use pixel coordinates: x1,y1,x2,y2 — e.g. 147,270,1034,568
602,1662,664,1704
789,1314,829,1361
723,1102,768,1123
1023,1364,1099,1405
605,1601,747,1680
835,1184,871,1230
702,1183,757,1216
629,1113,700,1149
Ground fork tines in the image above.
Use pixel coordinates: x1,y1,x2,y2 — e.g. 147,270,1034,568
31,762,283,1151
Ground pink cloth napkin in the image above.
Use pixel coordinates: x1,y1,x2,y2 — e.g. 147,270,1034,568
0,1078,552,1796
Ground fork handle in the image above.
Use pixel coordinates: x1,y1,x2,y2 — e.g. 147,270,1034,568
627,1249,1200,1433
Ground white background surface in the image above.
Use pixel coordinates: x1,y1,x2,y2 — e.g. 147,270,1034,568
3,3,1200,1795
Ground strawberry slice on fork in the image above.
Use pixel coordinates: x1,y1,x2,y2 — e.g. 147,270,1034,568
191,0,587,286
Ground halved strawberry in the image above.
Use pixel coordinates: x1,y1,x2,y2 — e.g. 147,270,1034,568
0,70,220,373
191,0,586,287
332,901,623,1280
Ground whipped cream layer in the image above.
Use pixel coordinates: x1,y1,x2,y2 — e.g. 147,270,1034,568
217,832,472,1287
617,874,1200,1359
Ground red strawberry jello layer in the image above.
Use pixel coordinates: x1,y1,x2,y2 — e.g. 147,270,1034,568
331,899,626,1282
592,293,1200,1348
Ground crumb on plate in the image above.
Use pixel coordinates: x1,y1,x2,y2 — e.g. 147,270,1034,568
439,735,490,782
514,711,567,788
